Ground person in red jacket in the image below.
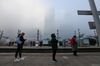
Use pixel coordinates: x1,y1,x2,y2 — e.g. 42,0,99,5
70,35,78,56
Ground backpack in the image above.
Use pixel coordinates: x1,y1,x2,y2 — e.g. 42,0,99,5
15,37,22,44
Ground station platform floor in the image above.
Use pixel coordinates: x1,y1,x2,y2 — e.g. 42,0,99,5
0,53,100,66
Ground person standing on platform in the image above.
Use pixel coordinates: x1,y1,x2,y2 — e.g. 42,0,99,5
14,32,26,62
70,35,78,56
14,34,22,62
50,33,58,62
20,32,26,59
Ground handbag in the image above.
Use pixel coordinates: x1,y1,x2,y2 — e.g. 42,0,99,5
16,37,22,44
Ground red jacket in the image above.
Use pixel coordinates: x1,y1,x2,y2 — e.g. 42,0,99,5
70,37,77,45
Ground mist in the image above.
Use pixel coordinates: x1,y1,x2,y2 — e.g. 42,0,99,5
0,0,100,40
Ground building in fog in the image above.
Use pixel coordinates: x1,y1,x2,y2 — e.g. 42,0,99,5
43,8,56,40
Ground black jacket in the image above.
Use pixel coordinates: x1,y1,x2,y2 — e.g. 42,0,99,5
50,38,58,50
20,36,25,44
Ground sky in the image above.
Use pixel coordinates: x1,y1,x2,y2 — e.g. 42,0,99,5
0,0,100,40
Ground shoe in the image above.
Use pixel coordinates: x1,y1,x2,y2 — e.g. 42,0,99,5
75,55,78,56
74,54,78,56
53,59,57,62
20,57,25,60
14,58,20,62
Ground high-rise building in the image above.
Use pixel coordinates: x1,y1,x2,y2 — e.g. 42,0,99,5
43,8,56,39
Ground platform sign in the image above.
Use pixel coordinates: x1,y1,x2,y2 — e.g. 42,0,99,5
77,10,100,15
88,22,96,29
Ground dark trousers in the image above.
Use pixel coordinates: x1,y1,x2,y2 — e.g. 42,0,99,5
73,51,77,56
15,44,22,58
72,44,77,56
52,49,57,60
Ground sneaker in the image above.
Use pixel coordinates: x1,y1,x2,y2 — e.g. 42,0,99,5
20,57,25,60
14,58,20,62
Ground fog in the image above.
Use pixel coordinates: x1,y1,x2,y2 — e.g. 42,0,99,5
0,0,100,40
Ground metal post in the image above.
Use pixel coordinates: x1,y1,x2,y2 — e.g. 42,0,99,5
89,0,100,46
74,30,76,36
37,29,39,41
57,29,59,46
78,28,80,47
57,29,59,40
